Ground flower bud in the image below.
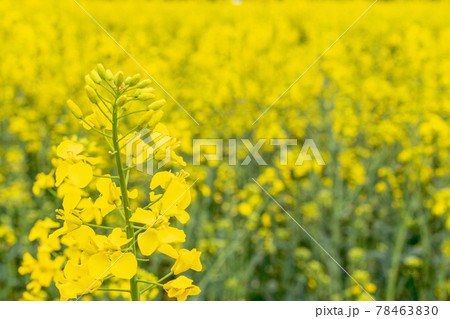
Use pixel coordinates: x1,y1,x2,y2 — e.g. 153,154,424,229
90,70,102,84
85,75,96,87
148,99,166,110
137,93,155,101
105,69,114,81
67,100,83,119
137,110,155,129
129,74,141,86
137,87,155,94
136,79,152,88
116,95,128,107
85,86,98,104
114,71,124,87
97,64,107,80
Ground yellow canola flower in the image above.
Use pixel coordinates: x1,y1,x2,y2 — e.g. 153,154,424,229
54,140,93,189
0,224,17,246
95,178,122,217
32,171,55,195
87,251,137,280
19,251,65,293
150,170,192,224
29,218,60,242
163,276,201,301
55,261,102,301
56,140,84,160
135,225,186,257
171,248,202,275
55,226,138,299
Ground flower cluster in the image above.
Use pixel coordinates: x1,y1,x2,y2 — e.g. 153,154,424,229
20,65,202,301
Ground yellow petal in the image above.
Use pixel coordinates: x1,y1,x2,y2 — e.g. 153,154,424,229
87,252,111,279
128,189,138,199
55,162,70,186
137,229,160,256
107,228,130,248
157,244,179,259
63,192,81,211
64,261,88,281
68,162,93,188
129,208,157,226
161,179,186,212
56,141,84,159
96,177,113,195
110,252,137,280
175,210,190,224
150,171,173,190
159,226,186,244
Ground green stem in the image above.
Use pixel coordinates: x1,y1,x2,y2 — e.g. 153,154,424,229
94,102,113,124
82,222,117,230
99,83,116,97
140,271,173,294
112,97,140,301
98,288,131,293
102,129,115,151
142,196,162,209
104,80,116,92
158,271,174,283
137,280,163,287
140,284,157,295
134,228,146,237
94,174,119,179
386,210,408,300
97,93,112,113
47,188,58,198
81,118,112,138
123,154,155,171
118,108,149,119
117,124,141,142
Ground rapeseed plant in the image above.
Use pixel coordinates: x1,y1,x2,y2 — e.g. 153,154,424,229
19,65,202,301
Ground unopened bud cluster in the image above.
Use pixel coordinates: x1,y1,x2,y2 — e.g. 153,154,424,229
67,64,166,131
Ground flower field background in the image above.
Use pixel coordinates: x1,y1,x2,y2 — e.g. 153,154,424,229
0,0,449,301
